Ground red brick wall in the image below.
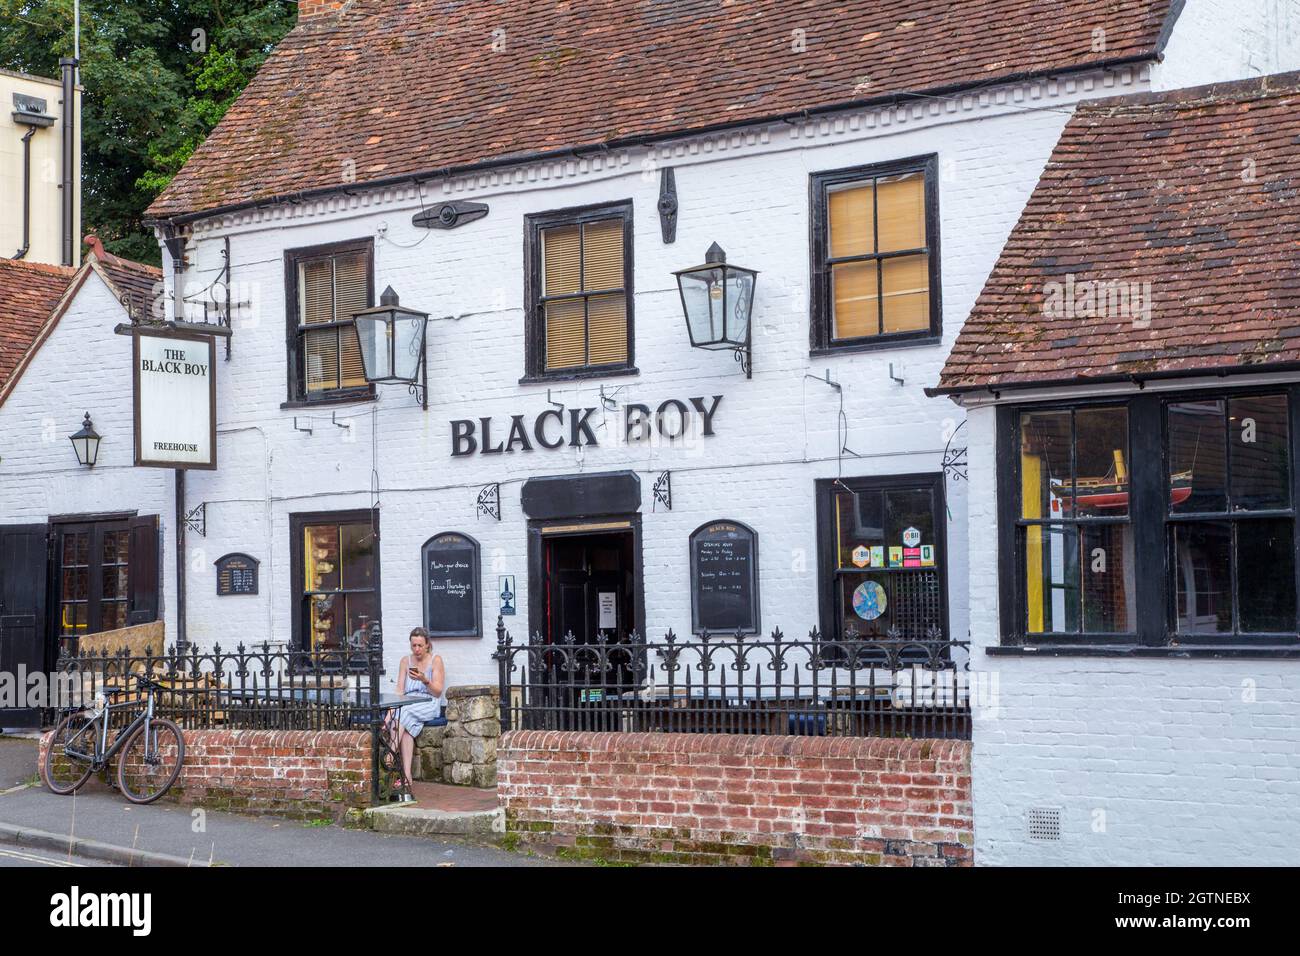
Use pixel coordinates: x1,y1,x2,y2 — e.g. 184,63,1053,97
41,729,372,821
499,731,972,866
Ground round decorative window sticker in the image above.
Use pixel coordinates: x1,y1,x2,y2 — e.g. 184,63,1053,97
852,581,888,621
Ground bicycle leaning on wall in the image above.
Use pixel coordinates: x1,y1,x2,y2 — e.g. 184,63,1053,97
43,672,186,804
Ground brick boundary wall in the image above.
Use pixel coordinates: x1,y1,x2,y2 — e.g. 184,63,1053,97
41,729,373,821
498,731,972,866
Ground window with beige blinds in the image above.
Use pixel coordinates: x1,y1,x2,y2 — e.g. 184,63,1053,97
813,157,939,348
530,204,632,375
289,241,373,399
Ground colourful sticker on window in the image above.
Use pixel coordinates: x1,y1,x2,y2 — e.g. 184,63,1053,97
852,580,888,621
888,546,903,567
851,545,871,568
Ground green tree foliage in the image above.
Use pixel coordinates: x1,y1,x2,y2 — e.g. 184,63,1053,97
0,0,295,263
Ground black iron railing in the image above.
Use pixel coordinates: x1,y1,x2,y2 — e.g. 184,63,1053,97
55,635,396,801
493,620,972,740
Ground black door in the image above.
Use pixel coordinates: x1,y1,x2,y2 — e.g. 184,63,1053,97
0,525,49,728
542,532,637,726
547,534,632,645
51,516,159,656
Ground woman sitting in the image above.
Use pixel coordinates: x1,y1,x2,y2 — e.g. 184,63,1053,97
390,627,445,798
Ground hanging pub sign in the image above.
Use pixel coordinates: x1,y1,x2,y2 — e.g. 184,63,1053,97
422,532,482,638
133,330,217,469
215,553,259,596
689,520,760,635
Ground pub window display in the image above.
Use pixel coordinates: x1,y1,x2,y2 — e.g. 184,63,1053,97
1001,390,1298,647
295,514,378,653
1167,395,1294,636
817,475,947,648
1017,405,1136,636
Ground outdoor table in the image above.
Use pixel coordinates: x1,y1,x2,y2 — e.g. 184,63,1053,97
373,693,433,800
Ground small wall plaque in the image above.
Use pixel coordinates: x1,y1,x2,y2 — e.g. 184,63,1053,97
215,553,259,596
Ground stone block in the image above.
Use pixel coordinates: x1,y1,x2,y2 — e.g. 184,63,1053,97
444,737,473,764
464,717,501,738
416,724,446,749
472,763,497,788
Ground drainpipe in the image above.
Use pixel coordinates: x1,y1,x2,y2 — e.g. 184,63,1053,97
60,56,78,267
162,228,187,321
175,469,187,653
10,128,35,259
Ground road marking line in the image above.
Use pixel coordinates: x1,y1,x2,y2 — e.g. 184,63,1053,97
0,847,85,867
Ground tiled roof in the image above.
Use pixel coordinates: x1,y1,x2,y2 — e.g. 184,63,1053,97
147,0,1176,221
0,242,161,403
87,237,163,323
0,258,75,391
937,71,1300,394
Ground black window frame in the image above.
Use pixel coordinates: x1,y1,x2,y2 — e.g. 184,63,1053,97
815,472,951,649
522,199,637,383
996,386,1300,654
283,237,376,407
289,508,381,658
1011,403,1137,644
809,154,943,355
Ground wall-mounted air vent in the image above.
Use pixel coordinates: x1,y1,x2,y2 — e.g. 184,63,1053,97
1026,806,1062,842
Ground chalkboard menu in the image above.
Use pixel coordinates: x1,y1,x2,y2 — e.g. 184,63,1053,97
422,532,481,638
215,553,259,596
689,520,760,635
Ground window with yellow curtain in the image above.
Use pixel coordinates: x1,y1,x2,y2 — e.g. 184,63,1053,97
811,156,939,349
286,239,373,401
527,202,633,377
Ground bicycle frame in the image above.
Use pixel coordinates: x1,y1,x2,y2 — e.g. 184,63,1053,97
62,683,158,772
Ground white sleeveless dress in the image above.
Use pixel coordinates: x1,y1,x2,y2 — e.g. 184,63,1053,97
397,661,444,736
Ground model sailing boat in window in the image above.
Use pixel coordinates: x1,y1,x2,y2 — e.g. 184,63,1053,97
1050,449,1193,514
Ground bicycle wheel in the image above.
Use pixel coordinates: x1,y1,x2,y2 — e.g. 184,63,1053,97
43,712,97,795
116,718,185,804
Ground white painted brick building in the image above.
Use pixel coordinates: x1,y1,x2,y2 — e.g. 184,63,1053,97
2,0,1296,865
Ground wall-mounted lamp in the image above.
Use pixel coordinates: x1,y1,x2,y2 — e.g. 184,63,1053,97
352,286,430,410
69,412,101,467
674,243,758,378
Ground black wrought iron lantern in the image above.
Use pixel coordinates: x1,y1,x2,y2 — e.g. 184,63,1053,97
69,412,101,467
674,242,758,378
352,286,430,409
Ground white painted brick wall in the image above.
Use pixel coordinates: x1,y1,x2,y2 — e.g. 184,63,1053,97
0,272,177,636
160,73,1140,685
965,403,1300,867
1155,0,1300,91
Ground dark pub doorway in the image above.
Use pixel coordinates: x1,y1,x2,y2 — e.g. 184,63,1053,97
529,521,645,729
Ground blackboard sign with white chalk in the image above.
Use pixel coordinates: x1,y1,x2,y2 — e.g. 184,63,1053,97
422,532,481,638
689,520,760,635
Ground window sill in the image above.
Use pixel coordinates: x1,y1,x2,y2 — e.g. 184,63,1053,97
987,643,1300,660
281,390,376,410
519,366,639,385
811,335,942,357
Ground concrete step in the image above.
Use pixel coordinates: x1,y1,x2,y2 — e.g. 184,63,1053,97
365,802,505,837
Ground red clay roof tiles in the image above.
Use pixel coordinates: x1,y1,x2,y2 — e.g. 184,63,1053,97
0,258,75,392
937,71,1300,393
147,0,1176,221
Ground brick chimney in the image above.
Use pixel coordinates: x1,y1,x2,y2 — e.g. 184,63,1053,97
299,0,347,19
